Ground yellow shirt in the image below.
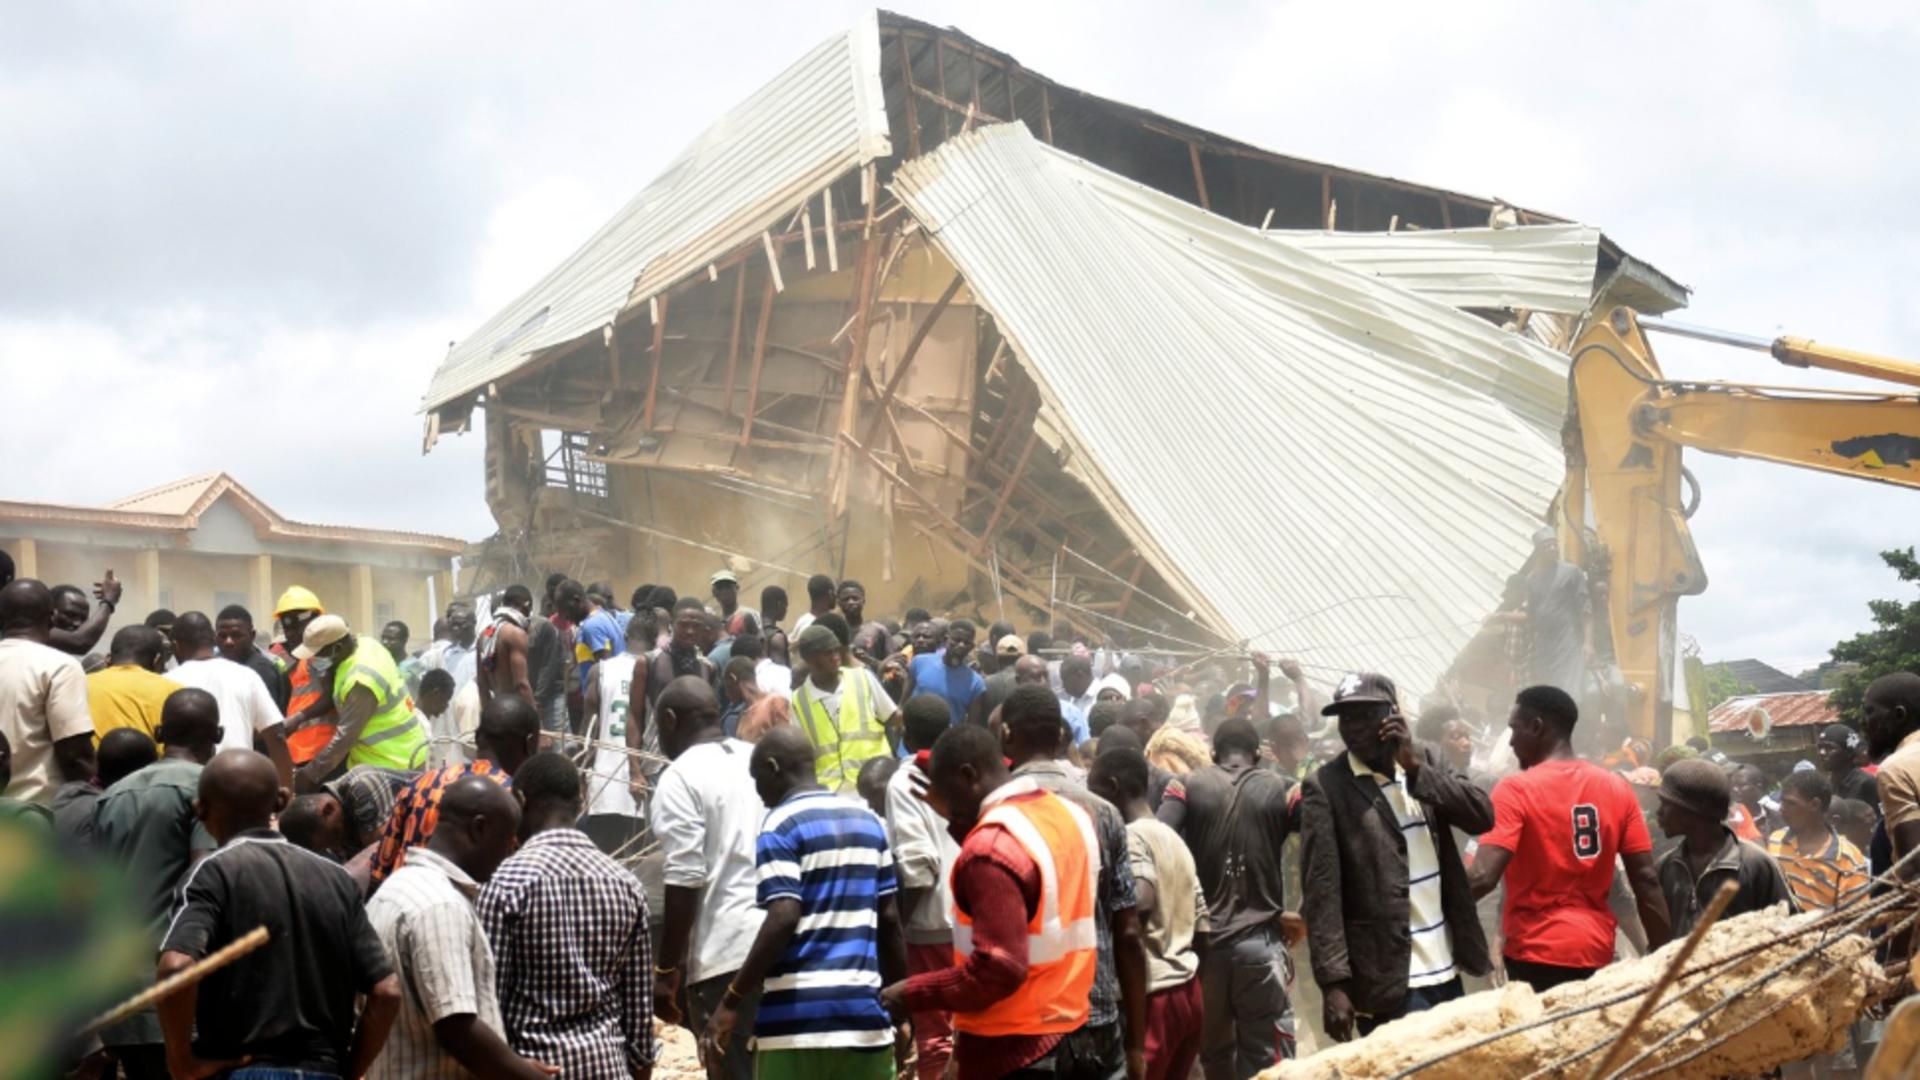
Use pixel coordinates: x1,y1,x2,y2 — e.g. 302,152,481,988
1766,826,1868,911
86,664,181,743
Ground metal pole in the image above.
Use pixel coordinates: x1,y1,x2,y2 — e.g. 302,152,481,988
1639,318,1773,353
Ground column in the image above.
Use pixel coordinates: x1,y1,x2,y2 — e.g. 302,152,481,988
350,564,375,635
432,569,453,624
134,548,161,616
12,538,37,580
249,555,273,627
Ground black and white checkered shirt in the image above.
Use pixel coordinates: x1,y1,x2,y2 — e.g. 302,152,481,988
476,827,656,1075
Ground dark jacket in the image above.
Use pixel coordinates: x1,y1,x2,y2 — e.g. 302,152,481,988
1655,828,1796,934
1300,746,1494,1014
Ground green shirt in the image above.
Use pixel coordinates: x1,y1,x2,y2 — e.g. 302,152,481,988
91,758,217,930
88,758,217,1048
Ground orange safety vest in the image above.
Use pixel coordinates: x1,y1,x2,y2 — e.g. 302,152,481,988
951,779,1101,1037
273,645,334,764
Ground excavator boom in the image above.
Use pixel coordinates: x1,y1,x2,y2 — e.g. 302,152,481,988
1561,309,1920,745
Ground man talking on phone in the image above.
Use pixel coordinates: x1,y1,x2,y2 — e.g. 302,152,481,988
1300,673,1494,1040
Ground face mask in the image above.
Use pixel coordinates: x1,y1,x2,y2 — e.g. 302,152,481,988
309,656,335,678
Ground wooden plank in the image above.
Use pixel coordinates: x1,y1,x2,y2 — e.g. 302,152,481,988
935,36,951,140
1439,196,1453,229
1039,82,1054,144
883,403,917,483
978,425,1040,551
1114,557,1148,621
822,187,839,272
896,31,922,157
642,294,668,429
761,231,785,292
737,278,776,446
722,263,746,416
1320,173,1332,228
1188,142,1210,210
969,43,983,117
859,272,964,450
911,83,1002,126
830,227,886,509
605,323,620,390
1002,65,1018,130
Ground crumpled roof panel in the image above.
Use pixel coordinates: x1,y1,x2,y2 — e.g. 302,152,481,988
894,123,1570,694
1268,224,1603,316
1708,691,1837,734
422,14,892,410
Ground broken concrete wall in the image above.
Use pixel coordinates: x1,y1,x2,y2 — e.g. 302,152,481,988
1266,906,1887,1080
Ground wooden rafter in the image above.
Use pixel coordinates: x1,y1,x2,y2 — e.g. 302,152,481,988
978,425,1039,551
723,263,746,416
895,32,922,157
737,278,776,446
642,295,668,429
859,272,964,451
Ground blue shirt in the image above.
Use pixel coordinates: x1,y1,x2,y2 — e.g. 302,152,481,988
575,609,624,693
754,789,898,1050
908,654,985,727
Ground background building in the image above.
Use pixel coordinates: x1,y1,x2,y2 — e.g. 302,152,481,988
0,472,460,644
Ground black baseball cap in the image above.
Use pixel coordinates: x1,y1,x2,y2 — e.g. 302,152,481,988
1322,672,1398,715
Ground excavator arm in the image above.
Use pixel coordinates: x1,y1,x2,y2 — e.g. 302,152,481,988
1560,307,1920,745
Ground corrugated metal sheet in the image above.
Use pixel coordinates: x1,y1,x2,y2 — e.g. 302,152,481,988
422,14,892,410
1267,225,1602,315
893,122,1570,695
1707,691,1838,734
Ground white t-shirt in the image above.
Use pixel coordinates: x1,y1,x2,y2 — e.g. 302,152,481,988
649,737,767,982
755,658,793,697
589,655,639,819
170,657,285,754
0,638,93,804
885,759,959,945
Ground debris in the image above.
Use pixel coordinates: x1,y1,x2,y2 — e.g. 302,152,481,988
1263,905,1890,1080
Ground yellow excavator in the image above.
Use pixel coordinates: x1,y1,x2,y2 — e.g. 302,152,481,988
1559,308,1920,746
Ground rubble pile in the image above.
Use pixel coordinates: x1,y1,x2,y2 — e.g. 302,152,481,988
1264,906,1889,1080
655,1022,705,1080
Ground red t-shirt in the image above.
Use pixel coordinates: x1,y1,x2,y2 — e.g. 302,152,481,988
1480,758,1651,968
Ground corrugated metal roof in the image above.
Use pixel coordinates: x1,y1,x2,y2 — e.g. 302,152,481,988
1266,224,1602,315
1708,690,1837,734
893,122,1569,695
421,14,893,410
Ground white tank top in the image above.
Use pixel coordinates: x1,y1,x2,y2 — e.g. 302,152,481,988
589,654,639,818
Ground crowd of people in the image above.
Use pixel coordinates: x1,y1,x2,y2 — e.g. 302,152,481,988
3,550,1920,1080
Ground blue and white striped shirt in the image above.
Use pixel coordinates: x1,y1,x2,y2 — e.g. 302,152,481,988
755,789,899,1050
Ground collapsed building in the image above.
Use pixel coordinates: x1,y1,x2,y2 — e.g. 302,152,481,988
419,10,1687,699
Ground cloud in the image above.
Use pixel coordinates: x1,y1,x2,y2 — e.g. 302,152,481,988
3,0,1916,676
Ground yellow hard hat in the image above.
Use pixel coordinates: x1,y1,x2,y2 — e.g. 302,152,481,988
273,586,324,618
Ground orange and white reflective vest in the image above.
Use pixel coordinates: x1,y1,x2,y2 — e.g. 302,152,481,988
952,777,1101,1037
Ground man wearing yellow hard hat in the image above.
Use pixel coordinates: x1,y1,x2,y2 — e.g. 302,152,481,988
289,614,427,788
269,586,336,766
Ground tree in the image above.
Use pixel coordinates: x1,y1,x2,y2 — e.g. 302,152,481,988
1828,548,1920,721
1700,665,1755,712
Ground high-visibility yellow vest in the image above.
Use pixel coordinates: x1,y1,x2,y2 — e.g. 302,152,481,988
790,669,889,793
953,779,1100,1037
331,638,426,771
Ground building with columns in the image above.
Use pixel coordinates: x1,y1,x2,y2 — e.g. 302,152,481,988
0,473,460,647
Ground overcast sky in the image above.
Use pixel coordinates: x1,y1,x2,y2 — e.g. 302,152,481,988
4,0,1916,675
